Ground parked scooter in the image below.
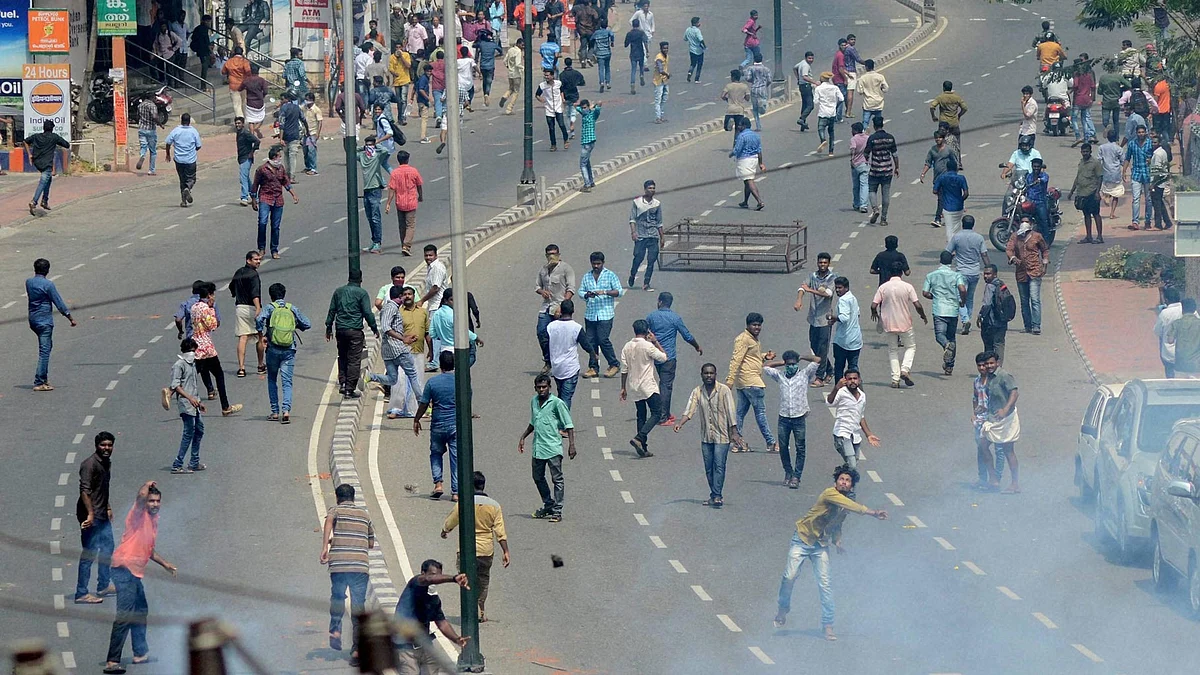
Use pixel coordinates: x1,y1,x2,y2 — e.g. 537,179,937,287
129,86,173,127
991,166,1062,250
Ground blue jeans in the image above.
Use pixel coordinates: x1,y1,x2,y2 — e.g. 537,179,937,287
778,415,807,481
833,435,859,470
1103,106,1119,132
630,56,644,84
555,372,579,410
364,188,383,245
960,274,980,325
434,90,446,119
777,533,834,626
994,442,1016,479
750,93,765,131
30,322,52,386
76,519,114,599
329,571,368,652
536,311,555,366
1072,104,1096,141
1131,180,1152,226
851,163,869,209
654,84,668,120
736,386,776,446
239,159,253,200
861,108,883,128
137,129,158,172
598,55,611,84
741,45,762,69
630,238,660,287
174,413,204,469
1033,200,1051,241
1017,277,1042,331
688,51,704,81
933,315,958,368
303,137,318,172
835,83,847,122
265,346,295,414
580,142,595,187
701,442,730,500
430,428,459,493
376,352,420,415
257,203,284,254
585,318,618,370
481,68,495,95
31,168,52,205
106,567,149,663
818,116,836,150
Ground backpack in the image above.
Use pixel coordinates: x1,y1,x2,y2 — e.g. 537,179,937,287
268,301,298,347
991,282,1018,324
1130,89,1151,118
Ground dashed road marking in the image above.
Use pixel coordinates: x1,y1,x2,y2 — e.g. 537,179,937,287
212,204,227,210
749,647,774,665
669,559,688,573
315,226,329,232
997,64,1006,69
978,142,990,148
831,253,842,262
981,73,990,78
728,191,740,198
839,242,850,249
431,176,446,182
49,275,62,281
902,108,914,114
498,151,512,156
50,518,61,531
149,335,162,344
849,231,859,238
602,448,613,459
715,199,726,206
133,349,146,358
334,217,347,224
1071,644,1103,663
911,177,921,184
779,161,794,168
621,491,634,503
885,493,903,506
54,496,65,508
634,513,649,526
593,406,602,417
140,233,156,239
867,470,882,482
621,109,635,114
278,247,290,254
933,536,955,550
596,425,607,437
61,652,75,669
68,263,85,271
50,542,61,555
118,243,132,248
294,236,309,243
165,223,180,230
717,615,742,632
649,535,667,549
72,434,84,444
590,389,599,399
187,213,202,220
963,81,973,86
106,380,119,391
58,473,70,486
691,585,712,601
465,163,480,169
997,586,1021,600
907,515,927,528
1032,612,1058,629
51,568,62,581
700,209,712,217
81,415,94,426
962,561,986,575
999,132,1011,138
611,470,623,482
118,365,131,374
64,453,74,464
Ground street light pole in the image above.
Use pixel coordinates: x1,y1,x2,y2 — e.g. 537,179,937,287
772,0,784,90
519,2,535,202
342,0,362,279
443,2,484,671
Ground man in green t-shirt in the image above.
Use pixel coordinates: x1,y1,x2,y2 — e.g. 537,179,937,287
518,374,576,522
1097,62,1128,137
1166,298,1200,375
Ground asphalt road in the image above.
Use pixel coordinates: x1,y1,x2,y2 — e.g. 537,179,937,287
4,0,1185,673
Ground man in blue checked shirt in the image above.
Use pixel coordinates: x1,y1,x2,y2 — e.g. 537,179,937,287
646,292,702,426
1025,157,1052,241
1123,124,1154,230
579,251,625,378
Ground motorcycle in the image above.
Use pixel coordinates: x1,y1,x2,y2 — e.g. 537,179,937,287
1044,97,1070,136
990,165,1062,251
130,86,173,127
85,76,114,124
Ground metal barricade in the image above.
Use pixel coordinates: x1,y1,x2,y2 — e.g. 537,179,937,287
658,219,808,273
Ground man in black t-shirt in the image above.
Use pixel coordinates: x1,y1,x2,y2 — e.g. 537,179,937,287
24,119,70,214
864,116,899,226
869,235,909,288
230,251,265,377
558,57,586,136
394,559,470,672
75,431,115,604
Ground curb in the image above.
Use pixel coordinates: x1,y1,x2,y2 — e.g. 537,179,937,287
332,0,940,616
1053,235,1104,386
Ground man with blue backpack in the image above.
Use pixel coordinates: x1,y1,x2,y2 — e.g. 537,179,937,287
256,282,313,424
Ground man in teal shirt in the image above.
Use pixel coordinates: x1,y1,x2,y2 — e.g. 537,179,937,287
428,288,482,367
325,268,380,398
518,374,576,522
922,250,967,375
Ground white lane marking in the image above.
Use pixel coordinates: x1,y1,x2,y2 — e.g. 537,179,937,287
278,247,290,254
61,652,75,669
106,380,119,391
978,142,990,148
118,242,132,248
51,567,62,580
891,191,901,198
999,132,1011,138
72,434,84,444
981,73,990,78
140,233,156,239
867,470,881,482
634,513,649,526
849,231,859,239
294,236,309,243
907,515,927,528
969,17,986,21
92,397,106,407
218,283,229,292
962,561,986,575
717,615,742,632
81,415,94,426
602,448,613,460
902,108,914,114
187,213,202,220
430,176,447,182
779,161,794,168
592,406,602,418
64,453,75,464
997,586,1021,600
308,359,337,530
498,151,512,156
839,242,850,250
212,204,227,210
1032,612,1058,629
910,177,921,185
1071,644,1103,663
69,263,85,271
165,223,179,230
58,473,69,486
465,163,480,169
933,536,956,550
806,150,817,156
749,647,775,665
668,559,689,574
831,254,842,262
728,191,740,198
685,102,717,111
1007,59,1015,64
164,322,175,331
611,470,623,482
54,496,65,508
963,81,973,86
315,226,329,232
885,493,903,506
699,209,712,217
590,390,599,399
334,217,347,224
714,199,726,206
621,109,635,114
691,585,712,601
149,335,162,344
649,535,666,549
621,491,634,503
50,542,61,555
855,19,869,25
596,425,606,437
118,365,131,374
50,518,61,531
48,274,62,281
2,301,15,309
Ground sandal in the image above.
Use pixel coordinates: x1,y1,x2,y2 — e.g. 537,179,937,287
267,413,280,421
257,364,267,375
236,368,246,378
281,413,290,424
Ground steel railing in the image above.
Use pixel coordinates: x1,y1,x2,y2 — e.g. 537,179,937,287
124,40,218,123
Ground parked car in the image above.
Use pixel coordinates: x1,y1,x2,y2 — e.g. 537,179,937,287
1093,379,1200,561
1075,383,1124,502
1149,419,1200,617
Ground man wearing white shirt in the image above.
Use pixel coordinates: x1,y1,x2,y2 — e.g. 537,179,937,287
1155,287,1183,377
631,0,655,40
825,370,880,469
420,243,450,371
620,319,668,458
1019,85,1038,147
355,43,375,98
546,299,591,410
764,351,821,489
828,276,862,383
813,72,844,155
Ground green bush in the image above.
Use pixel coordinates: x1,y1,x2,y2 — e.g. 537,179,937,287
1094,245,1183,287
1094,245,1129,279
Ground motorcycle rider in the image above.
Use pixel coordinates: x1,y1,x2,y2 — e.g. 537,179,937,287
1026,157,1053,242
1001,137,1042,180
1031,20,1057,49
1039,64,1070,135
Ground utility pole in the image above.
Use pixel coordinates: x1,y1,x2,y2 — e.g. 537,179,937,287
772,0,784,91
343,0,362,279
518,1,535,204
443,1,484,670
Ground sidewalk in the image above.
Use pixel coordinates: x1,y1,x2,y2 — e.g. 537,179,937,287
0,127,237,230
1056,215,1173,383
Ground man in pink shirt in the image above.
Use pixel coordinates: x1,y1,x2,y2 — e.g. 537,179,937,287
740,10,761,70
849,122,869,212
384,150,425,256
871,261,928,388
104,481,177,674
831,39,848,122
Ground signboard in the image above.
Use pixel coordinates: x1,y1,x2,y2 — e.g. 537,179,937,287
113,86,126,145
29,9,70,53
97,0,137,36
293,0,333,29
0,0,28,106
23,63,71,141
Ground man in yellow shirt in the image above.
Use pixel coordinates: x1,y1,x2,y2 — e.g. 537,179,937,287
441,471,509,622
389,44,413,123
653,41,670,123
774,465,888,641
1036,39,1066,69
398,285,431,412
726,312,776,452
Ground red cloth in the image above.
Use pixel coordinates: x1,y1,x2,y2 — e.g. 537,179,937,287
252,163,292,206
388,165,424,211
111,503,159,578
